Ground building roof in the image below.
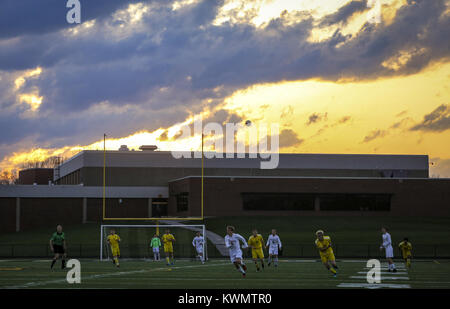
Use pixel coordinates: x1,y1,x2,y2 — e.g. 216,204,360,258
0,185,167,198
58,150,428,178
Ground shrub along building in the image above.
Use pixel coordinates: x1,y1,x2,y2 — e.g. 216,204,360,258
1,145,449,232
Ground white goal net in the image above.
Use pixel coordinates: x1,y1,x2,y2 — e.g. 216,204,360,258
100,224,207,261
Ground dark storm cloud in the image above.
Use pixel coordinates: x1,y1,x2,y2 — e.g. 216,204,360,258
279,129,304,148
0,0,449,153
0,0,158,39
306,112,328,125
319,0,367,26
362,129,387,143
410,104,450,132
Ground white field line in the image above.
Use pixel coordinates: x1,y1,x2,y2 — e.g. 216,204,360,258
350,276,409,280
338,283,411,289
357,271,408,275
339,261,411,289
3,262,229,289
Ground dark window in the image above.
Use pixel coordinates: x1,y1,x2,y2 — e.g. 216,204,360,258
242,193,315,211
152,198,168,217
176,193,189,212
319,194,391,211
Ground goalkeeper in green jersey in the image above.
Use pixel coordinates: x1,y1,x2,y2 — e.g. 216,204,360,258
150,234,162,261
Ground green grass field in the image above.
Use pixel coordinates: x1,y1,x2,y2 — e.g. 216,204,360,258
1,216,450,259
2,216,450,289
3,216,450,245
1,258,449,289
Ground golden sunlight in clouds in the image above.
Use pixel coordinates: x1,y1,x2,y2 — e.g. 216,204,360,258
222,62,450,158
309,0,407,43
18,94,43,111
14,67,42,90
214,0,353,27
13,67,44,112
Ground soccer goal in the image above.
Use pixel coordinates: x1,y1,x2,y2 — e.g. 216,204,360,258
100,224,207,262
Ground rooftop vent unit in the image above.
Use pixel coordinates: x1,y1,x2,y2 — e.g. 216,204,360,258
118,145,129,151
139,145,158,151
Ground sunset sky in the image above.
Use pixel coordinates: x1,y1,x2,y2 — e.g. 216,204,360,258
0,0,449,177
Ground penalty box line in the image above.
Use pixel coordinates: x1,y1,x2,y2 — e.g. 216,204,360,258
4,262,229,289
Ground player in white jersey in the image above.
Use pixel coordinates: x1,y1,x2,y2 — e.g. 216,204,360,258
192,231,205,264
266,229,282,267
224,226,248,277
380,227,397,272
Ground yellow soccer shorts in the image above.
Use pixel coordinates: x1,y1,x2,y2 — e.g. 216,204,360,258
164,245,173,253
252,248,264,259
111,246,120,257
320,249,335,263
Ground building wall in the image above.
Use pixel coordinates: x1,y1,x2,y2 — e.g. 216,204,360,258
18,169,54,185
169,177,450,217
0,197,152,232
20,198,83,230
0,198,16,233
90,198,149,220
57,166,428,186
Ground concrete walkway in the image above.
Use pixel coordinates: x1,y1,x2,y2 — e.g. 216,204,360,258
159,220,228,256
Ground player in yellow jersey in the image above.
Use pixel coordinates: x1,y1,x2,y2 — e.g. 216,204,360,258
161,229,176,266
248,229,265,272
315,230,338,277
398,237,412,268
107,229,121,268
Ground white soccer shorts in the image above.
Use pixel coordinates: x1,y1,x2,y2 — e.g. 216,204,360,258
268,247,279,255
229,249,243,263
196,246,203,254
385,245,394,258
153,247,160,253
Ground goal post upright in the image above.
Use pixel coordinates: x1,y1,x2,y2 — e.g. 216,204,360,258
201,132,204,219
100,223,104,261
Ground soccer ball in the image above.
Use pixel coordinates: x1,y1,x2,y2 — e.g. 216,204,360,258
245,120,252,127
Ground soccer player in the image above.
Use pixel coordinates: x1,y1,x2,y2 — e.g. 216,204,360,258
380,227,397,272
266,229,282,267
192,231,205,264
107,229,121,267
150,233,161,261
162,229,176,266
399,237,412,269
248,229,265,271
315,230,338,277
224,226,248,277
49,224,67,270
